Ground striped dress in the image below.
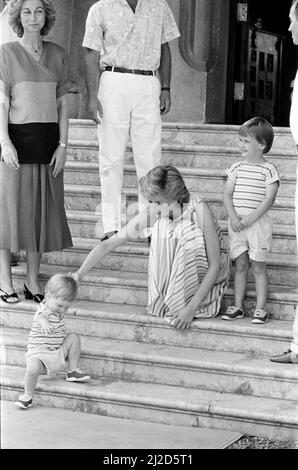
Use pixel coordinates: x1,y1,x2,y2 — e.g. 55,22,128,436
26,302,66,360
147,195,230,319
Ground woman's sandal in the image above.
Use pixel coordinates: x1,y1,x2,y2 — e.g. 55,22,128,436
23,284,44,303
0,288,19,304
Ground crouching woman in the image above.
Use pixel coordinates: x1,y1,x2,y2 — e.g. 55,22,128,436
73,165,230,329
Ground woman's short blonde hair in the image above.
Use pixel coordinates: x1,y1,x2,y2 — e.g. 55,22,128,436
9,0,55,37
139,165,190,205
45,274,78,302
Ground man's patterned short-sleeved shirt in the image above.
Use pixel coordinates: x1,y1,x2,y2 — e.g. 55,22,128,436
82,0,180,70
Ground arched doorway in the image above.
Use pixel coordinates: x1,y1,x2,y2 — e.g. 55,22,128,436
226,0,298,126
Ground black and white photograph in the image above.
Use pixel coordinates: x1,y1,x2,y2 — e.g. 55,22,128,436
0,0,297,455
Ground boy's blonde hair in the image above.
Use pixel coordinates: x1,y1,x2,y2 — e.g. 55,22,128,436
45,274,78,302
239,117,274,154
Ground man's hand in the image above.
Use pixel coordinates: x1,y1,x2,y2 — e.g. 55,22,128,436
230,215,244,232
37,316,53,334
167,306,195,330
87,97,103,124
50,145,67,178
160,89,171,115
1,142,20,169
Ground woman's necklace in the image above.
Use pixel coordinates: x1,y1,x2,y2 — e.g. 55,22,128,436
20,38,43,59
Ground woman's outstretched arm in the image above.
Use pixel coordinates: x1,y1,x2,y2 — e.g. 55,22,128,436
73,205,157,281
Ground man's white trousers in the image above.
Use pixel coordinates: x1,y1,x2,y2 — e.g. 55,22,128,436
98,71,162,233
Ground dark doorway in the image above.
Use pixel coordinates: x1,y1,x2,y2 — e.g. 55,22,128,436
226,0,298,126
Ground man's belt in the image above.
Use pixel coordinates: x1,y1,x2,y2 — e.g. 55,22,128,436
105,66,156,76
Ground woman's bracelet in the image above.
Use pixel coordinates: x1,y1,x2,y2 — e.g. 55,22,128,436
0,140,12,147
58,141,67,148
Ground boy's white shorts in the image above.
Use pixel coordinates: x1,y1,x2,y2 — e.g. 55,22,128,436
26,346,67,376
228,214,272,262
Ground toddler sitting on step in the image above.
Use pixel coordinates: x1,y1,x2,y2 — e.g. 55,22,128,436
15,273,90,409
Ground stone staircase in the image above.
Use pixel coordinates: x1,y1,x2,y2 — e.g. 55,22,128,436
1,120,298,441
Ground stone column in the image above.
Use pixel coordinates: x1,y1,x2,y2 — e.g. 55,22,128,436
46,0,80,118
67,0,97,118
175,0,231,123
45,0,96,119
47,0,74,52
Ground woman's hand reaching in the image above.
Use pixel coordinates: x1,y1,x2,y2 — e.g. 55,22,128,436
1,141,20,169
167,306,195,330
50,145,66,177
69,271,79,282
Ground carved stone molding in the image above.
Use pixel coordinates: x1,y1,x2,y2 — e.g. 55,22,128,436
179,0,226,73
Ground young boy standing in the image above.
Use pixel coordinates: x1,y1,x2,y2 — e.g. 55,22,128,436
15,274,90,409
222,117,280,324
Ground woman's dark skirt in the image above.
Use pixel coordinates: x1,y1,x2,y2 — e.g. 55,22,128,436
0,162,72,252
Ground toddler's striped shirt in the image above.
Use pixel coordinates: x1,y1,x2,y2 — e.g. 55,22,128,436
27,302,66,358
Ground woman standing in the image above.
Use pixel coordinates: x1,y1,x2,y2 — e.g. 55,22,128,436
0,0,72,303
73,165,230,329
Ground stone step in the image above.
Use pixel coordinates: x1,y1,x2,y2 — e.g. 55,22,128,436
67,140,298,173
64,162,296,199
64,185,295,226
36,237,298,287
10,263,298,320
68,120,297,151
66,210,297,255
2,364,298,440
161,124,297,152
33,238,150,274
162,149,298,174
2,327,297,401
0,299,292,355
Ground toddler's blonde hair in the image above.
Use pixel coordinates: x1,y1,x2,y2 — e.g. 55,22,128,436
45,274,78,302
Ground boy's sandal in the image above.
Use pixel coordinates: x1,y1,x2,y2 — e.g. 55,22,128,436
0,288,19,304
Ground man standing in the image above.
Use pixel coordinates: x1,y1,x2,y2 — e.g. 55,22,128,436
270,0,298,364
82,0,180,239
